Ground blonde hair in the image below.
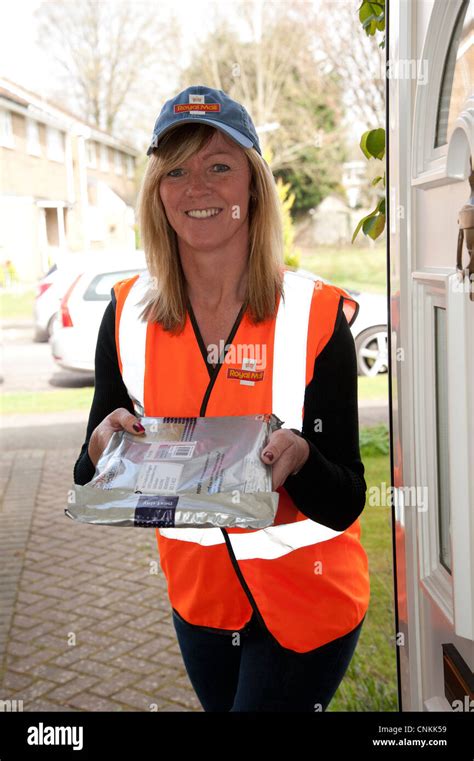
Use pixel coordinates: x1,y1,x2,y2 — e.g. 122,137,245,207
135,122,284,333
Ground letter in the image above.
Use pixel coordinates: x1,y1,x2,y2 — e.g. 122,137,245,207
27,726,39,746
368,486,379,507
73,726,83,751
418,58,428,86
207,344,218,364
56,727,70,746
313,560,322,575
225,343,236,364
417,486,428,513
385,58,394,80
43,726,54,746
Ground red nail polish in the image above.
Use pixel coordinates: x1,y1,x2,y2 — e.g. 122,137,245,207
263,451,274,461
133,423,145,432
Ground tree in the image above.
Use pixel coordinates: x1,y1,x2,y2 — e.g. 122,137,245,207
264,145,301,268
181,0,347,217
316,0,385,130
351,0,386,243
34,0,181,140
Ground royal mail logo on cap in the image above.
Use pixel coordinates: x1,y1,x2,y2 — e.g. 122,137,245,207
174,92,221,115
174,104,221,113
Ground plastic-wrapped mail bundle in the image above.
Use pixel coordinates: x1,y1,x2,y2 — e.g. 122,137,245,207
66,414,282,529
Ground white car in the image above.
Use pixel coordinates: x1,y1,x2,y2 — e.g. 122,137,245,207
50,251,147,373
51,261,388,377
351,291,388,377
34,256,87,342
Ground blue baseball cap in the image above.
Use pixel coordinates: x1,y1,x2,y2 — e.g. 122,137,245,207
146,85,262,156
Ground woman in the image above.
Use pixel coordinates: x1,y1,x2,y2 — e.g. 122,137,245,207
73,85,370,712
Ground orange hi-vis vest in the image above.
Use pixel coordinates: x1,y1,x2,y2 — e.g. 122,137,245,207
113,267,370,653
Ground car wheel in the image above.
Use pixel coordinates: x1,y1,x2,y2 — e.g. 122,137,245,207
47,313,59,339
33,326,49,343
355,326,388,377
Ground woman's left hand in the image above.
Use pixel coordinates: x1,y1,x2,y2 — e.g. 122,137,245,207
260,429,310,490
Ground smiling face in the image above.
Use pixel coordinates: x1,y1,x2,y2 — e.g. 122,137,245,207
158,128,253,253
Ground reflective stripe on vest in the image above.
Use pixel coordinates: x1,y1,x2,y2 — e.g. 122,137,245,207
159,519,341,559
272,271,314,430
117,271,150,416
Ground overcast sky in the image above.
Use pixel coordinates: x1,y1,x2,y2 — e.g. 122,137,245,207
1,0,326,92
1,0,215,95
1,0,368,145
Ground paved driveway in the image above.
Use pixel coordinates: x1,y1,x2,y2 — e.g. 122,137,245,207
0,317,388,712
0,417,201,712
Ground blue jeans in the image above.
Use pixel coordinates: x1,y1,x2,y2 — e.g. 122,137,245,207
172,608,365,712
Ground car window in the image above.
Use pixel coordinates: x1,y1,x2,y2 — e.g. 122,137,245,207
83,269,147,301
43,264,57,278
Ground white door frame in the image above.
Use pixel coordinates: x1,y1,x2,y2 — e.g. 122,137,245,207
388,0,474,711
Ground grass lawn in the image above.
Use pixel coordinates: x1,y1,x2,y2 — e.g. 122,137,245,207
358,373,388,402
297,243,387,294
329,437,397,712
1,388,94,415
1,244,386,321
2,378,386,414
1,375,388,415
0,287,36,321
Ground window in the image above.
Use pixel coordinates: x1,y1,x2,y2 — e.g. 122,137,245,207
46,126,65,162
26,119,41,156
83,269,146,301
87,141,97,168
126,154,134,179
99,143,109,171
0,108,14,148
114,150,123,175
434,306,452,574
435,0,473,147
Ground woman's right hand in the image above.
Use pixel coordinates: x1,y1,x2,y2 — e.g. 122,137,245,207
87,407,146,467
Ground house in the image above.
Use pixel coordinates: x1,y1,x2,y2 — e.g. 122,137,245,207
0,77,140,283
342,160,367,208
295,193,382,247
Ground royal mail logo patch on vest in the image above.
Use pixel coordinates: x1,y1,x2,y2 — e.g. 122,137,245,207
227,358,264,386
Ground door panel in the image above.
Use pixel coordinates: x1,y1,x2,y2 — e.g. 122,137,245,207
389,0,474,711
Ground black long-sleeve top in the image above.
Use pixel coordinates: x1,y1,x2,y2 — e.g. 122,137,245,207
73,290,367,531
